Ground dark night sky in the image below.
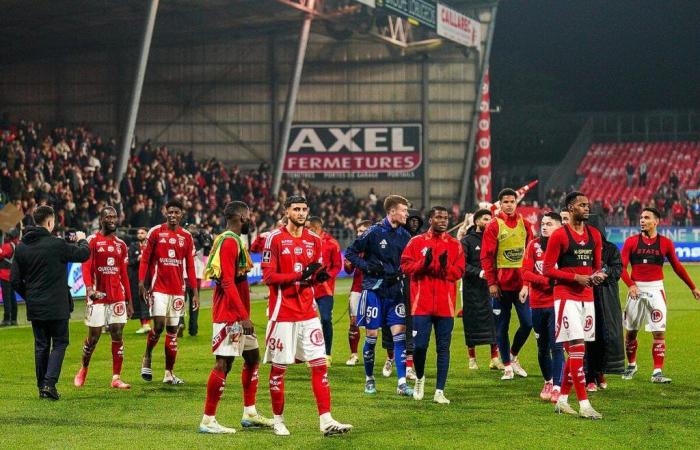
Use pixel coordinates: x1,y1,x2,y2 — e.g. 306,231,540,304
491,0,700,112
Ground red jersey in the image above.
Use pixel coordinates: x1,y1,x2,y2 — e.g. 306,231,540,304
400,230,465,317
82,232,130,304
138,224,196,295
250,233,267,254
0,239,17,282
543,224,602,302
212,237,249,323
521,238,554,308
262,226,323,322
620,233,695,289
344,253,363,293
481,211,533,292
314,232,342,299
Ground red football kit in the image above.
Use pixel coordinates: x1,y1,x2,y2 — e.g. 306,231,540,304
138,224,197,295
620,234,695,289
212,237,249,323
314,232,342,299
82,232,131,304
481,211,534,292
543,224,602,301
261,226,322,322
521,238,554,308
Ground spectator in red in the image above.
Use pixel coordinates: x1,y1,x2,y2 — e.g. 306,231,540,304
671,200,686,226
1,228,20,326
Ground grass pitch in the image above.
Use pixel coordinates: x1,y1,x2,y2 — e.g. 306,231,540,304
1,266,700,449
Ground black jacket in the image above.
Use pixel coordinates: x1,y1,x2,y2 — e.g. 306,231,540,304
460,226,496,346
595,240,625,374
10,226,90,321
127,240,143,274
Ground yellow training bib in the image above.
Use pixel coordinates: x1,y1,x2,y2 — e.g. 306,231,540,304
495,217,526,268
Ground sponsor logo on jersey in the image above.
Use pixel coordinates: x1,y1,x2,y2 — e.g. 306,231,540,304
380,239,387,249
113,303,126,316
475,246,480,250
107,246,114,252
310,328,325,346
503,248,524,262
168,249,176,258
294,262,303,273
98,247,105,253
584,315,593,331
159,238,167,243
107,257,115,266
282,247,291,255
262,250,271,263
169,238,177,245
281,239,293,245
294,247,302,255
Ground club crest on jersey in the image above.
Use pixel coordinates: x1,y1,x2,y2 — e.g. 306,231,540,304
107,257,115,266
262,250,271,263
306,249,314,258
113,303,126,316
282,247,291,255
294,247,302,255
310,329,325,346
584,315,593,331
178,236,185,247
380,239,387,249
168,249,176,258
394,303,406,318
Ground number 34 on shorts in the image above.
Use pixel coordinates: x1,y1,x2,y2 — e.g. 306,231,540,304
263,318,327,365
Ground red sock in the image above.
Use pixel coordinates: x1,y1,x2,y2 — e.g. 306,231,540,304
141,319,150,326
561,358,572,395
652,339,665,370
490,344,499,359
406,354,414,368
387,349,394,360
111,340,124,376
269,364,287,415
146,330,160,352
468,346,476,359
309,358,331,415
626,339,638,365
349,324,360,354
241,362,259,407
165,333,178,371
203,369,227,416
569,343,587,401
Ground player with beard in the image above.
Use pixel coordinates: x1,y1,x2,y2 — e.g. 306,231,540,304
199,201,273,433
620,207,700,383
521,212,564,402
262,196,352,436
74,206,133,389
344,220,372,366
139,199,199,385
543,192,606,419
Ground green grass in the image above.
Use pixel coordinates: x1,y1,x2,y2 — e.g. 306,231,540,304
1,266,700,449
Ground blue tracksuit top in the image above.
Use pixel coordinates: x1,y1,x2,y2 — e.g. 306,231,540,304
344,217,411,296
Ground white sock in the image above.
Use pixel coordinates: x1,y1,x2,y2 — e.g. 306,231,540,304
112,374,120,381
559,394,568,403
319,412,332,426
366,375,374,382
398,377,406,386
202,414,214,423
435,389,443,395
652,368,662,375
579,399,591,409
274,414,284,424
553,385,561,391
545,379,552,384
164,370,172,378
243,405,257,416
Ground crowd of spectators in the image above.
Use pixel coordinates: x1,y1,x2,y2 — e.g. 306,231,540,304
0,119,383,244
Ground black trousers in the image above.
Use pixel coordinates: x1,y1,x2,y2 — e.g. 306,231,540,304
128,270,150,320
31,319,70,389
1,279,17,322
185,285,199,336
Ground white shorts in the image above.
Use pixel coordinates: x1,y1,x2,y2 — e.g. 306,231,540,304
85,301,128,328
212,322,259,357
263,317,326,365
151,292,186,327
349,291,361,317
554,299,595,343
623,281,667,332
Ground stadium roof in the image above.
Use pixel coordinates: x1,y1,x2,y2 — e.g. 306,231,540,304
1,0,495,63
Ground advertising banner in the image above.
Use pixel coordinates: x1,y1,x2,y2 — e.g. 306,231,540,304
284,123,423,180
606,227,700,262
436,3,481,47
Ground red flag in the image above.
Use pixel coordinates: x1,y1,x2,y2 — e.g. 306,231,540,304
474,69,492,203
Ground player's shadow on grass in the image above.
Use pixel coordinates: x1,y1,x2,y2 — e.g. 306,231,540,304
2,416,191,432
